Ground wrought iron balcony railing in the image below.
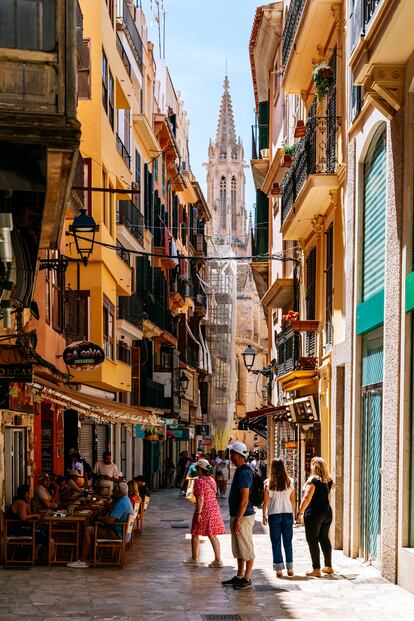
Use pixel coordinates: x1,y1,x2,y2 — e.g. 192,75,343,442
281,116,341,226
145,294,176,336
117,295,144,330
282,0,306,68
251,124,269,160
140,378,171,410
118,0,143,72
351,0,382,50
116,34,131,77
117,200,144,245
116,133,131,169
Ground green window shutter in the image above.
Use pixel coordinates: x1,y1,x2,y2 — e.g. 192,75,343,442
361,327,384,386
362,129,386,301
306,247,317,355
325,224,333,345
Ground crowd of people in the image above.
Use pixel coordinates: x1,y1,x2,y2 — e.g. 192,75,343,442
179,441,335,589
5,448,150,567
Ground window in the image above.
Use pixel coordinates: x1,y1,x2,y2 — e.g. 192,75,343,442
153,157,158,181
325,225,333,346
0,0,56,51
161,152,166,194
51,256,64,333
105,0,114,26
64,291,89,343
78,39,91,100
135,149,141,210
102,50,108,112
45,253,50,324
306,247,317,356
220,176,227,229
102,170,108,228
108,71,114,130
103,297,115,360
108,182,114,237
231,176,237,230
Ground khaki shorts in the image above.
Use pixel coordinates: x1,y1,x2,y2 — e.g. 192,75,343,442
230,515,255,561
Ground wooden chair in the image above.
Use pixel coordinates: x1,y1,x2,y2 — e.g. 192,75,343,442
129,503,140,548
48,520,80,565
136,496,150,536
2,519,36,566
92,516,133,568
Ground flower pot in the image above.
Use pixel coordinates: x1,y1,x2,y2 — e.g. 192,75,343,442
270,183,280,196
290,320,320,332
294,120,306,138
281,154,292,168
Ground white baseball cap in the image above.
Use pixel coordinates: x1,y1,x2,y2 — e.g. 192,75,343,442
227,441,249,458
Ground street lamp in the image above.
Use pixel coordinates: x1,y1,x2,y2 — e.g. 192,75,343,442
69,208,99,266
241,344,257,372
179,371,189,396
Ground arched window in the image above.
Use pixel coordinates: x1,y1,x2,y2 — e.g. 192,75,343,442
220,176,227,228
231,176,237,229
362,125,386,302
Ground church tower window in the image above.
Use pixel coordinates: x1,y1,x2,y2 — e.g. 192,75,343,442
231,176,237,230
220,176,227,229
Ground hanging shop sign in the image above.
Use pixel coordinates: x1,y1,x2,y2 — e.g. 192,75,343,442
63,341,105,371
0,364,33,382
195,424,210,436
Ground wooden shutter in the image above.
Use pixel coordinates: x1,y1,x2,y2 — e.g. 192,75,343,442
306,247,317,355
362,128,386,301
78,39,91,99
325,225,333,346
131,346,140,406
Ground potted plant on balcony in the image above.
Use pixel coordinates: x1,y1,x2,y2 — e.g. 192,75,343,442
313,62,334,101
281,144,297,168
144,426,158,441
282,310,319,332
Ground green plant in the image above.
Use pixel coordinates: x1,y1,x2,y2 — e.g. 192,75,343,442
283,144,297,156
144,426,156,436
313,62,334,100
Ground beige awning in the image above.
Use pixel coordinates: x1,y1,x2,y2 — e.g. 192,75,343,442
31,377,159,425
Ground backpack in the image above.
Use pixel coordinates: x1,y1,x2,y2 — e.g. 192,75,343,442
250,471,264,507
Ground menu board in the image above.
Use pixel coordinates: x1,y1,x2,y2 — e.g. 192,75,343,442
41,420,53,473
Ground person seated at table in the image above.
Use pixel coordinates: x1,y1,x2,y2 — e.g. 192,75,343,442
127,480,141,507
67,482,134,568
57,474,84,505
67,450,86,488
133,475,150,501
33,473,58,511
6,484,46,559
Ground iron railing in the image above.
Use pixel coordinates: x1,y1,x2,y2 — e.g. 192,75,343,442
275,325,301,378
281,116,341,225
145,295,176,336
282,0,306,68
118,0,143,72
117,200,144,244
116,34,131,77
350,0,382,50
116,133,131,169
116,245,130,265
117,342,131,365
117,295,144,330
251,124,269,160
140,378,170,410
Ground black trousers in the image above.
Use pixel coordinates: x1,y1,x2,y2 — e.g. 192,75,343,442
304,508,332,569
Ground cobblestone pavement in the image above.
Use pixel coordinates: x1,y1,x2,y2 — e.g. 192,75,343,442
1,489,414,620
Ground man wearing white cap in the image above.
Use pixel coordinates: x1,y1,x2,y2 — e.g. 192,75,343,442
222,441,255,590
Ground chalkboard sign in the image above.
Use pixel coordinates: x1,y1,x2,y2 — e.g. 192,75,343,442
41,420,53,473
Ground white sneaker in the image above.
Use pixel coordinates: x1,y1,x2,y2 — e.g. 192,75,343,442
182,557,199,566
208,560,224,568
67,560,89,568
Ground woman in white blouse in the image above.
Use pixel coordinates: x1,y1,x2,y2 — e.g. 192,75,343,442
262,458,295,577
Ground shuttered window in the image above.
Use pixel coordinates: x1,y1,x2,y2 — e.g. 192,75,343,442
362,127,386,301
78,39,91,100
325,225,333,346
306,247,317,355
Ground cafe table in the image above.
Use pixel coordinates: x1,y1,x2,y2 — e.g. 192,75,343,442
40,513,91,566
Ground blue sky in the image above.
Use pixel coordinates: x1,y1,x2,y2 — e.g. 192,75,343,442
142,0,259,212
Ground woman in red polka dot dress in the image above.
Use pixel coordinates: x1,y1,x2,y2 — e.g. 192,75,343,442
183,459,226,567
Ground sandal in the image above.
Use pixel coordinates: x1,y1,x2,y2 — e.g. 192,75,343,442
276,570,283,578
287,569,294,577
306,569,321,577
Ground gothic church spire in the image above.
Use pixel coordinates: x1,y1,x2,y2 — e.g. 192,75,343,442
215,76,237,158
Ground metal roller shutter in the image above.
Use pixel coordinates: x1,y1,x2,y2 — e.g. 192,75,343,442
79,422,93,467
96,424,108,461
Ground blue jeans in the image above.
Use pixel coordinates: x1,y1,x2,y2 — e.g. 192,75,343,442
268,513,294,570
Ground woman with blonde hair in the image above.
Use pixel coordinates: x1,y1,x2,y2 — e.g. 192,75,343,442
262,458,295,577
295,456,335,576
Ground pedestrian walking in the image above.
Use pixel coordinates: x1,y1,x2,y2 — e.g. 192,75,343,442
262,458,295,577
183,459,226,567
215,450,230,498
295,456,335,576
222,441,255,591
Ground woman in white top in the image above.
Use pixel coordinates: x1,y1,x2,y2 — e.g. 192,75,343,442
262,458,295,577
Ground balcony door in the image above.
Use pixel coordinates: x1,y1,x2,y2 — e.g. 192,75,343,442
4,427,27,507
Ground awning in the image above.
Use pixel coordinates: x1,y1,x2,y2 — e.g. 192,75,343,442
30,377,159,425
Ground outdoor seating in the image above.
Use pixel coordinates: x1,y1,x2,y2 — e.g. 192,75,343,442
2,518,36,566
135,496,150,537
47,519,81,565
92,518,131,568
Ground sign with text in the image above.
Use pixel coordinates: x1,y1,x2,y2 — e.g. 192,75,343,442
63,341,105,371
0,364,33,382
195,424,210,436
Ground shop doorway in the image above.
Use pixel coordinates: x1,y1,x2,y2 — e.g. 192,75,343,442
4,427,27,507
360,385,382,563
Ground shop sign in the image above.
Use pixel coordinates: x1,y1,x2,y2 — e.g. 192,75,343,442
173,428,190,440
0,364,33,382
284,441,297,449
195,424,210,436
63,341,105,371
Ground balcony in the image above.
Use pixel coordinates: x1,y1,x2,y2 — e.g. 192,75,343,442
193,291,207,317
276,324,318,392
350,0,413,116
117,0,143,73
280,116,341,240
145,295,176,337
117,200,144,245
116,133,131,169
140,378,171,411
282,0,341,94
179,345,199,369
116,34,131,78
194,233,208,257
117,341,131,365
118,295,144,332
251,123,270,189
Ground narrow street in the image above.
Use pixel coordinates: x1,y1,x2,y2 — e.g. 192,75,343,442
1,489,414,621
